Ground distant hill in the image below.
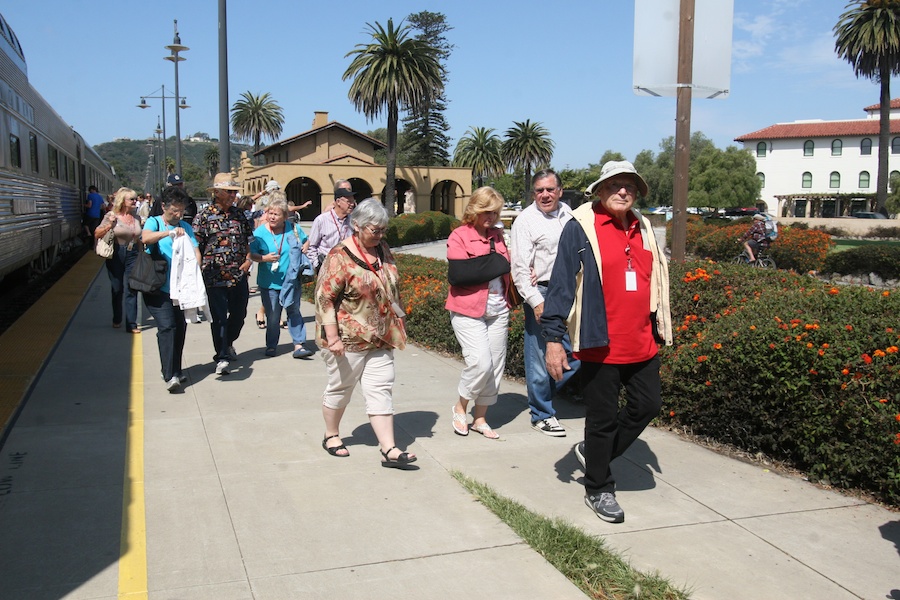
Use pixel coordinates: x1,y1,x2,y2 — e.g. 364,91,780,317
95,138,253,199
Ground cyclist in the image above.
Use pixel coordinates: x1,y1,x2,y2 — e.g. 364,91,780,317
739,213,770,262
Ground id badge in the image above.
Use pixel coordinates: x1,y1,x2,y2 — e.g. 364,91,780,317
391,300,406,317
625,268,637,292
126,241,134,251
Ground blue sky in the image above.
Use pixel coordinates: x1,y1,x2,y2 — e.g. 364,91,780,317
4,0,897,169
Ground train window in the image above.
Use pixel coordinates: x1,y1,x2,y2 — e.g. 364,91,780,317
9,135,21,168
48,146,59,179
68,158,76,184
29,133,38,172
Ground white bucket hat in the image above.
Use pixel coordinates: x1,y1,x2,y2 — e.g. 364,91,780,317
265,180,280,192
585,160,649,197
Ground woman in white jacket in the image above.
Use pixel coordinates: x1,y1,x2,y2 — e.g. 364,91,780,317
141,188,202,393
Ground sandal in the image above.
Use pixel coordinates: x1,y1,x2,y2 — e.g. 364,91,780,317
451,406,469,436
470,422,500,440
256,318,266,329
380,446,417,469
322,434,349,457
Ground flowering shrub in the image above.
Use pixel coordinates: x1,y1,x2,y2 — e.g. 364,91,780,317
689,222,834,273
661,261,900,505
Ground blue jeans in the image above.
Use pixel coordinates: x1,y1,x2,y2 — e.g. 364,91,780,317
524,285,579,422
206,278,249,361
260,288,307,351
105,242,139,328
142,291,186,381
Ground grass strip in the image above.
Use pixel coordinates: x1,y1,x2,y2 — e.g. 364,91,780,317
452,471,690,600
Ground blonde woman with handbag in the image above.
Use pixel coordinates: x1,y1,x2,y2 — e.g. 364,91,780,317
95,187,143,332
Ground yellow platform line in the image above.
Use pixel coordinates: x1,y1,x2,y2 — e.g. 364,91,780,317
118,332,148,599
0,253,103,435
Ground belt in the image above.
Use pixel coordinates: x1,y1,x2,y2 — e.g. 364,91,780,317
537,280,550,286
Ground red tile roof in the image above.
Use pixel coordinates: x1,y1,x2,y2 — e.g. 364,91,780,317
864,98,900,111
734,119,900,142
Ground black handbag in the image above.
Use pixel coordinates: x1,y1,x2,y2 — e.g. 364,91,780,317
447,239,510,286
128,242,168,293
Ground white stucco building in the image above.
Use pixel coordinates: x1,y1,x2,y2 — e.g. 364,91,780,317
735,100,900,217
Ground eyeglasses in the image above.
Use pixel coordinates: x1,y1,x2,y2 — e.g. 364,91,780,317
366,226,387,236
605,181,638,194
533,186,559,194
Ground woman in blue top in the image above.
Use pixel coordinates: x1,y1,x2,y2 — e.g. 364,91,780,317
249,194,314,358
141,189,201,393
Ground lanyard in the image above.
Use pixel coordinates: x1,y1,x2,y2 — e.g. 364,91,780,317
352,235,383,283
269,224,286,256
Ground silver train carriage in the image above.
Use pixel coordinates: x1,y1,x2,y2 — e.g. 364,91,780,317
0,12,117,282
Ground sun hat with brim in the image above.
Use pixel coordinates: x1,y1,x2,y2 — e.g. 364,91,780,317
208,172,241,192
585,160,649,198
265,180,280,192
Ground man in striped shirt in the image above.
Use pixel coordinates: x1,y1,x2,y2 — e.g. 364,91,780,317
307,187,356,272
510,169,580,437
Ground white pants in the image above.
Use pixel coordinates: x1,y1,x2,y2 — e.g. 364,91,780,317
450,311,509,406
322,348,395,415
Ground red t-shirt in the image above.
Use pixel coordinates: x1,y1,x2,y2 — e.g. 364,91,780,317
574,205,658,364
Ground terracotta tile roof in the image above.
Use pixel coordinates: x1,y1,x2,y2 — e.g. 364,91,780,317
864,98,900,111
734,119,900,142
255,122,386,155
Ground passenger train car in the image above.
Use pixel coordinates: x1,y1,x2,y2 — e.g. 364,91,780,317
0,12,117,282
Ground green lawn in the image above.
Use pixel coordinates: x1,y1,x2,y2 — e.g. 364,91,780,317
830,238,900,252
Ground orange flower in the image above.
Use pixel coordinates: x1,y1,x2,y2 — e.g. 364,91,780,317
879,398,888,404
874,349,886,358
829,288,840,295
818,349,825,357
769,343,776,349
809,369,818,375
821,343,829,349
669,410,676,417
697,355,708,362
693,294,700,301
862,353,873,365
887,346,899,354
883,290,890,297
845,325,854,331
841,368,850,375
806,342,814,349
750,325,757,331
896,414,900,422
705,381,712,386
713,343,722,350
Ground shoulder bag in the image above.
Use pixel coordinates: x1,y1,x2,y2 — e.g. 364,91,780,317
447,239,510,287
95,227,115,259
128,218,168,292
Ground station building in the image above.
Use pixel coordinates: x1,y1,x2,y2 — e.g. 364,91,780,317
735,100,900,218
236,111,472,219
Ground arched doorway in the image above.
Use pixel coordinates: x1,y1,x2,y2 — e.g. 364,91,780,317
347,177,373,201
431,180,461,215
379,179,411,215
286,177,322,220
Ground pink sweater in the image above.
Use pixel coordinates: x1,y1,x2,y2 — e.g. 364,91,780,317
444,224,511,318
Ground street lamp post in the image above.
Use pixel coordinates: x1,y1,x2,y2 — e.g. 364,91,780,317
164,19,189,177
138,84,189,180
155,117,164,193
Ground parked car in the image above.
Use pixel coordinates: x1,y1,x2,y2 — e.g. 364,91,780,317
852,212,887,219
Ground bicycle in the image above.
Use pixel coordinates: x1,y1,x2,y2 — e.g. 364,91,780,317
732,249,776,269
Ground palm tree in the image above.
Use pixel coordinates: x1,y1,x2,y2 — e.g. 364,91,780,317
502,119,554,205
835,0,900,213
230,91,285,162
453,127,504,188
204,145,219,177
344,18,443,215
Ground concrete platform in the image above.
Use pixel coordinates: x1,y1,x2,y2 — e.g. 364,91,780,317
0,247,898,600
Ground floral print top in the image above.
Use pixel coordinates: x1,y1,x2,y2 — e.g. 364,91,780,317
314,239,406,352
192,202,253,288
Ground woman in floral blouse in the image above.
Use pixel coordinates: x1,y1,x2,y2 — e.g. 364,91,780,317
315,199,416,469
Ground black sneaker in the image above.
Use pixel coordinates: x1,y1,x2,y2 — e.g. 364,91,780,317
584,492,625,523
574,442,586,470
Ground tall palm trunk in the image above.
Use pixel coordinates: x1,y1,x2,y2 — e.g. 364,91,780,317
385,104,399,217
877,62,890,214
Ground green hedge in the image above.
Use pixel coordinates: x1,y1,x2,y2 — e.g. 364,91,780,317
823,245,900,280
384,211,459,247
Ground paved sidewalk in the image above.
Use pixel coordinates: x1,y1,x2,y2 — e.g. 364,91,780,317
0,247,897,599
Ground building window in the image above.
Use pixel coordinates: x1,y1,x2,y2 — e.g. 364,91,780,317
29,133,38,172
804,140,814,156
48,146,58,179
830,171,841,188
861,138,872,155
891,170,900,191
756,142,766,158
831,139,842,156
9,134,21,168
859,171,870,188
757,172,765,188
893,137,900,154
802,172,812,188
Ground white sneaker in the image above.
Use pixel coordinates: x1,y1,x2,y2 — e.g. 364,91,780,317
166,377,181,393
215,360,230,375
531,416,566,437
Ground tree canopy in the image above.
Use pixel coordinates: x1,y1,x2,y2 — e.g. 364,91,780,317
502,119,554,204
453,127,504,188
230,91,285,158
